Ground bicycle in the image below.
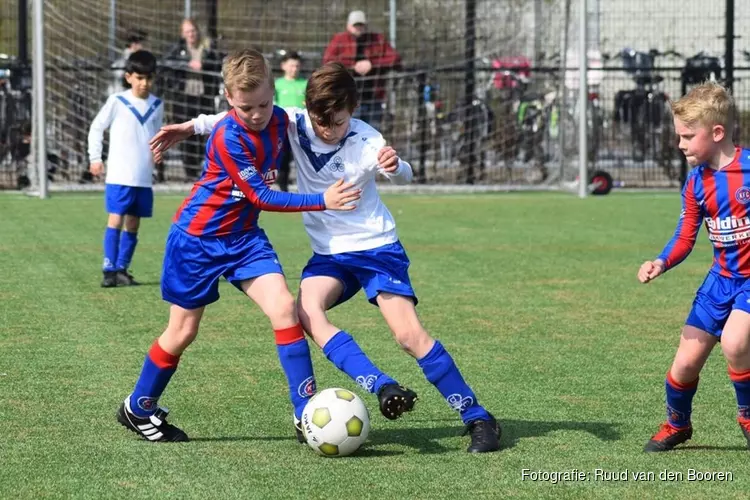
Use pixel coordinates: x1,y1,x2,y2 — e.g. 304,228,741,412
0,55,33,189
611,48,677,167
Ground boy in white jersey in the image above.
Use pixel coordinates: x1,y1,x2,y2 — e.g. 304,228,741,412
89,50,162,288
151,62,500,453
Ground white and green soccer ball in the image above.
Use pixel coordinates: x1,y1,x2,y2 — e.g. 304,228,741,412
301,387,370,457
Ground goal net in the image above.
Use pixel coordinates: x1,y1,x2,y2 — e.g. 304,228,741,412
4,0,724,193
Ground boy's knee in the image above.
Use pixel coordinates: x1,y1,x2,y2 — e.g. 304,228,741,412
393,327,432,355
164,323,199,350
268,292,297,324
723,338,750,366
671,361,702,383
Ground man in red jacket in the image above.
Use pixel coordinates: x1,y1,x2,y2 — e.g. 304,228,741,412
323,10,401,128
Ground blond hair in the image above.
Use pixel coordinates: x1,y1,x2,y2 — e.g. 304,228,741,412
181,18,211,51
222,49,274,95
671,81,735,131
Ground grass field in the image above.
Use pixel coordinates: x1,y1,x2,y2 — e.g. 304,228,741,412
2,191,750,499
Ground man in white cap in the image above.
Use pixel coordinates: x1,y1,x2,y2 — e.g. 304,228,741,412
323,10,401,128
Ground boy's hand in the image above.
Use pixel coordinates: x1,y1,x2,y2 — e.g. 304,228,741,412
324,178,362,211
638,259,665,283
150,122,195,163
89,161,104,177
377,146,400,173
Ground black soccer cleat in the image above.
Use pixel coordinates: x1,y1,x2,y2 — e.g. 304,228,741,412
294,416,305,444
463,413,501,453
117,397,189,442
643,422,692,452
116,270,140,286
101,271,118,288
377,384,418,420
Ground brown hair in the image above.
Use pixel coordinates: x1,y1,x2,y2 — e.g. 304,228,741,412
305,62,359,126
671,81,736,131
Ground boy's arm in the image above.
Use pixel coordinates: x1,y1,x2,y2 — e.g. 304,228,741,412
363,137,413,185
88,96,117,163
216,126,326,212
380,159,413,185
655,175,703,271
194,112,228,135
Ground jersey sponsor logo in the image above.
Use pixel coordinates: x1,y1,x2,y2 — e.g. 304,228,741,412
239,165,258,181
705,215,750,231
329,156,345,172
298,376,316,398
736,186,750,204
705,215,750,245
231,169,279,198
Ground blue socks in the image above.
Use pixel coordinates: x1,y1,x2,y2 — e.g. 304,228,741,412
322,331,397,394
129,340,180,417
729,367,750,422
103,227,121,271
116,231,138,271
275,325,317,419
418,341,490,424
665,371,698,429
103,227,139,271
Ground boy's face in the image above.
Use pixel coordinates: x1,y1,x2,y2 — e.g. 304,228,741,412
125,72,153,99
226,80,275,132
674,117,724,167
310,109,352,145
281,59,301,79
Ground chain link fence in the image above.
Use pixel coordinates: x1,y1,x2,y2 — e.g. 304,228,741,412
0,0,747,190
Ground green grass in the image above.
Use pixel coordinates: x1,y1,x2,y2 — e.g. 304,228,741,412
1,191,749,499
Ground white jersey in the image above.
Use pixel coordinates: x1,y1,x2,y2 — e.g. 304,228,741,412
88,90,163,187
193,109,413,255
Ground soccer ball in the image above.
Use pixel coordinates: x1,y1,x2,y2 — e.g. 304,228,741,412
301,387,370,457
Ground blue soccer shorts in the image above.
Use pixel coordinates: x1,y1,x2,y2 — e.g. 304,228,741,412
685,271,750,337
300,241,418,309
105,184,153,218
161,225,284,310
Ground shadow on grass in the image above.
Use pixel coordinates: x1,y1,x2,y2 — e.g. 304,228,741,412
189,418,620,455
365,418,621,454
675,445,747,452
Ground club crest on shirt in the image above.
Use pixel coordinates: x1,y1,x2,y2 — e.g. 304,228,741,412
736,186,750,204
329,156,344,172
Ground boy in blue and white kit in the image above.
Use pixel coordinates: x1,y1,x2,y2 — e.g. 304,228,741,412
153,62,500,453
88,50,162,287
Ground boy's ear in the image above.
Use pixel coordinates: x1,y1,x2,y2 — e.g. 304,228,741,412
712,124,726,142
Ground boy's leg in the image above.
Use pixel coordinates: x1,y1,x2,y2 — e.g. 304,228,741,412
116,187,153,285
644,325,716,452
102,212,124,287
297,275,399,395
115,215,141,285
720,308,750,447
118,305,203,442
376,292,500,452
240,273,316,423
118,224,224,442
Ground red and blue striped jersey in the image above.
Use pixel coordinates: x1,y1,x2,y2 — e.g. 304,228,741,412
173,106,325,236
658,147,750,278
